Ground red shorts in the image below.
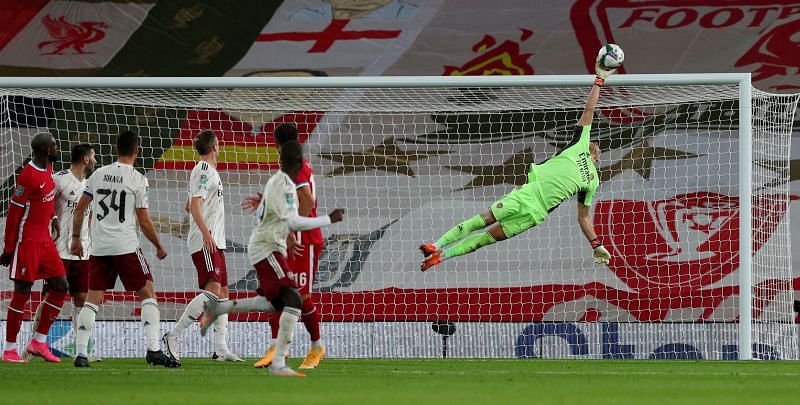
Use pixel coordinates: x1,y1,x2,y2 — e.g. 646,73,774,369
63,259,90,294
190,248,228,289
9,240,65,283
254,252,298,301
89,249,153,292
288,243,322,296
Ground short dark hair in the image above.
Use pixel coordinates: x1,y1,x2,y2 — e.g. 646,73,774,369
193,130,217,155
279,140,303,175
70,144,94,164
117,130,139,157
275,123,299,146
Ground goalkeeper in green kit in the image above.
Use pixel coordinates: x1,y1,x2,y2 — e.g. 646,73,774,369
420,60,615,271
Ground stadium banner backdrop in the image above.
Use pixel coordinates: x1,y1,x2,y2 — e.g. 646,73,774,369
1,0,800,327
1,116,799,324
1,321,797,360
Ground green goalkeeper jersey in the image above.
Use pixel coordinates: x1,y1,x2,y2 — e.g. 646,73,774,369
529,124,599,210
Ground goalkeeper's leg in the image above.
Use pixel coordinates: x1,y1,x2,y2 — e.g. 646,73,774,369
421,212,493,255
422,210,508,271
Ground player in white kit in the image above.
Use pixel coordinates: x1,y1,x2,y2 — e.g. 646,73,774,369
199,140,344,377
70,131,179,368
162,130,241,362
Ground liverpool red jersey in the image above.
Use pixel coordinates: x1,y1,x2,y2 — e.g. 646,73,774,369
294,160,323,245
3,161,56,252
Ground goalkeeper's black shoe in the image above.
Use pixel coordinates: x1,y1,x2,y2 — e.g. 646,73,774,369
74,356,90,368
146,350,181,368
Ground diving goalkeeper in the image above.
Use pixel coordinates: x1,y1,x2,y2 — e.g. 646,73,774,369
420,61,615,271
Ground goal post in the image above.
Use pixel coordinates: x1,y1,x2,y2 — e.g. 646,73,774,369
0,74,796,360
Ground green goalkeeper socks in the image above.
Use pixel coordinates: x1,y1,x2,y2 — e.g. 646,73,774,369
443,231,496,260
435,214,487,249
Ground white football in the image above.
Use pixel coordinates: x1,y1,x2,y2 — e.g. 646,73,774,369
598,44,624,69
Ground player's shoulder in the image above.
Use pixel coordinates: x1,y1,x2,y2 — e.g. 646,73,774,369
125,164,147,181
18,162,49,182
301,159,314,173
269,170,294,188
192,160,211,172
295,160,314,182
192,160,219,177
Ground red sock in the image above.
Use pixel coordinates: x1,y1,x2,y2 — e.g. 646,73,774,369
268,311,280,340
301,297,321,342
5,292,31,344
36,291,66,335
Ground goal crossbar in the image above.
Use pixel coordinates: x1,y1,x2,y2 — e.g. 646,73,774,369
0,73,750,89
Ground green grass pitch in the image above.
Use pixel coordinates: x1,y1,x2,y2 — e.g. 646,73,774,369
1,358,797,404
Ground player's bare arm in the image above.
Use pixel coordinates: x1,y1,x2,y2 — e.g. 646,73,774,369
136,208,167,260
286,232,304,257
241,192,263,213
577,202,610,265
50,216,60,241
70,193,92,258
291,185,316,255
577,84,601,127
296,186,314,217
189,196,216,253
578,55,618,127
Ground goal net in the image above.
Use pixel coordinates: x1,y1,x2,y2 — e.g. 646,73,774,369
0,75,797,360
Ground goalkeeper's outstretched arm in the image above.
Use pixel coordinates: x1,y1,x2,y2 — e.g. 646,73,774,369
577,202,610,264
578,55,617,127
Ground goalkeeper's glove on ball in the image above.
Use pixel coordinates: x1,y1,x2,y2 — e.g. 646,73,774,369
590,238,611,264
594,55,617,86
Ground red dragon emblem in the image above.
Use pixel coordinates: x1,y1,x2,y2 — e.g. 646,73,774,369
38,15,109,55
735,18,800,90
595,192,787,293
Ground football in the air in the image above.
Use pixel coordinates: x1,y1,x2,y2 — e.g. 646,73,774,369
597,44,624,69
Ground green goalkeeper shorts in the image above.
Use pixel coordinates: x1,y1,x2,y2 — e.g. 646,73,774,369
490,182,548,238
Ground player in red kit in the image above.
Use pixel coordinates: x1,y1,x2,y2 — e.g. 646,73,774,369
0,133,68,363
247,123,326,369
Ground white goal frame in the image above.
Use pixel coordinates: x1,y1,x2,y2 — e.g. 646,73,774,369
0,73,759,360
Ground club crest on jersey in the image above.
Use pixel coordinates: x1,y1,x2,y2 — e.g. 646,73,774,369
595,192,787,292
14,186,25,197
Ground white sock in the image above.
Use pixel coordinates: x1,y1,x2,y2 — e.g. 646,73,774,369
213,303,229,353
72,307,81,338
174,291,215,336
272,307,301,368
271,338,277,347
218,296,274,314
76,303,99,357
141,298,161,352
311,339,324,349
33,332,47,343
4,341,16,351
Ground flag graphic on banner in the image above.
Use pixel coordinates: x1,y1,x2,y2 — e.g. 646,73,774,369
0,0,153,71
156,110,322,171
231,0,441,76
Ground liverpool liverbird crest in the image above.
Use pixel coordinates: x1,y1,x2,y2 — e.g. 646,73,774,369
38,15,108,55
